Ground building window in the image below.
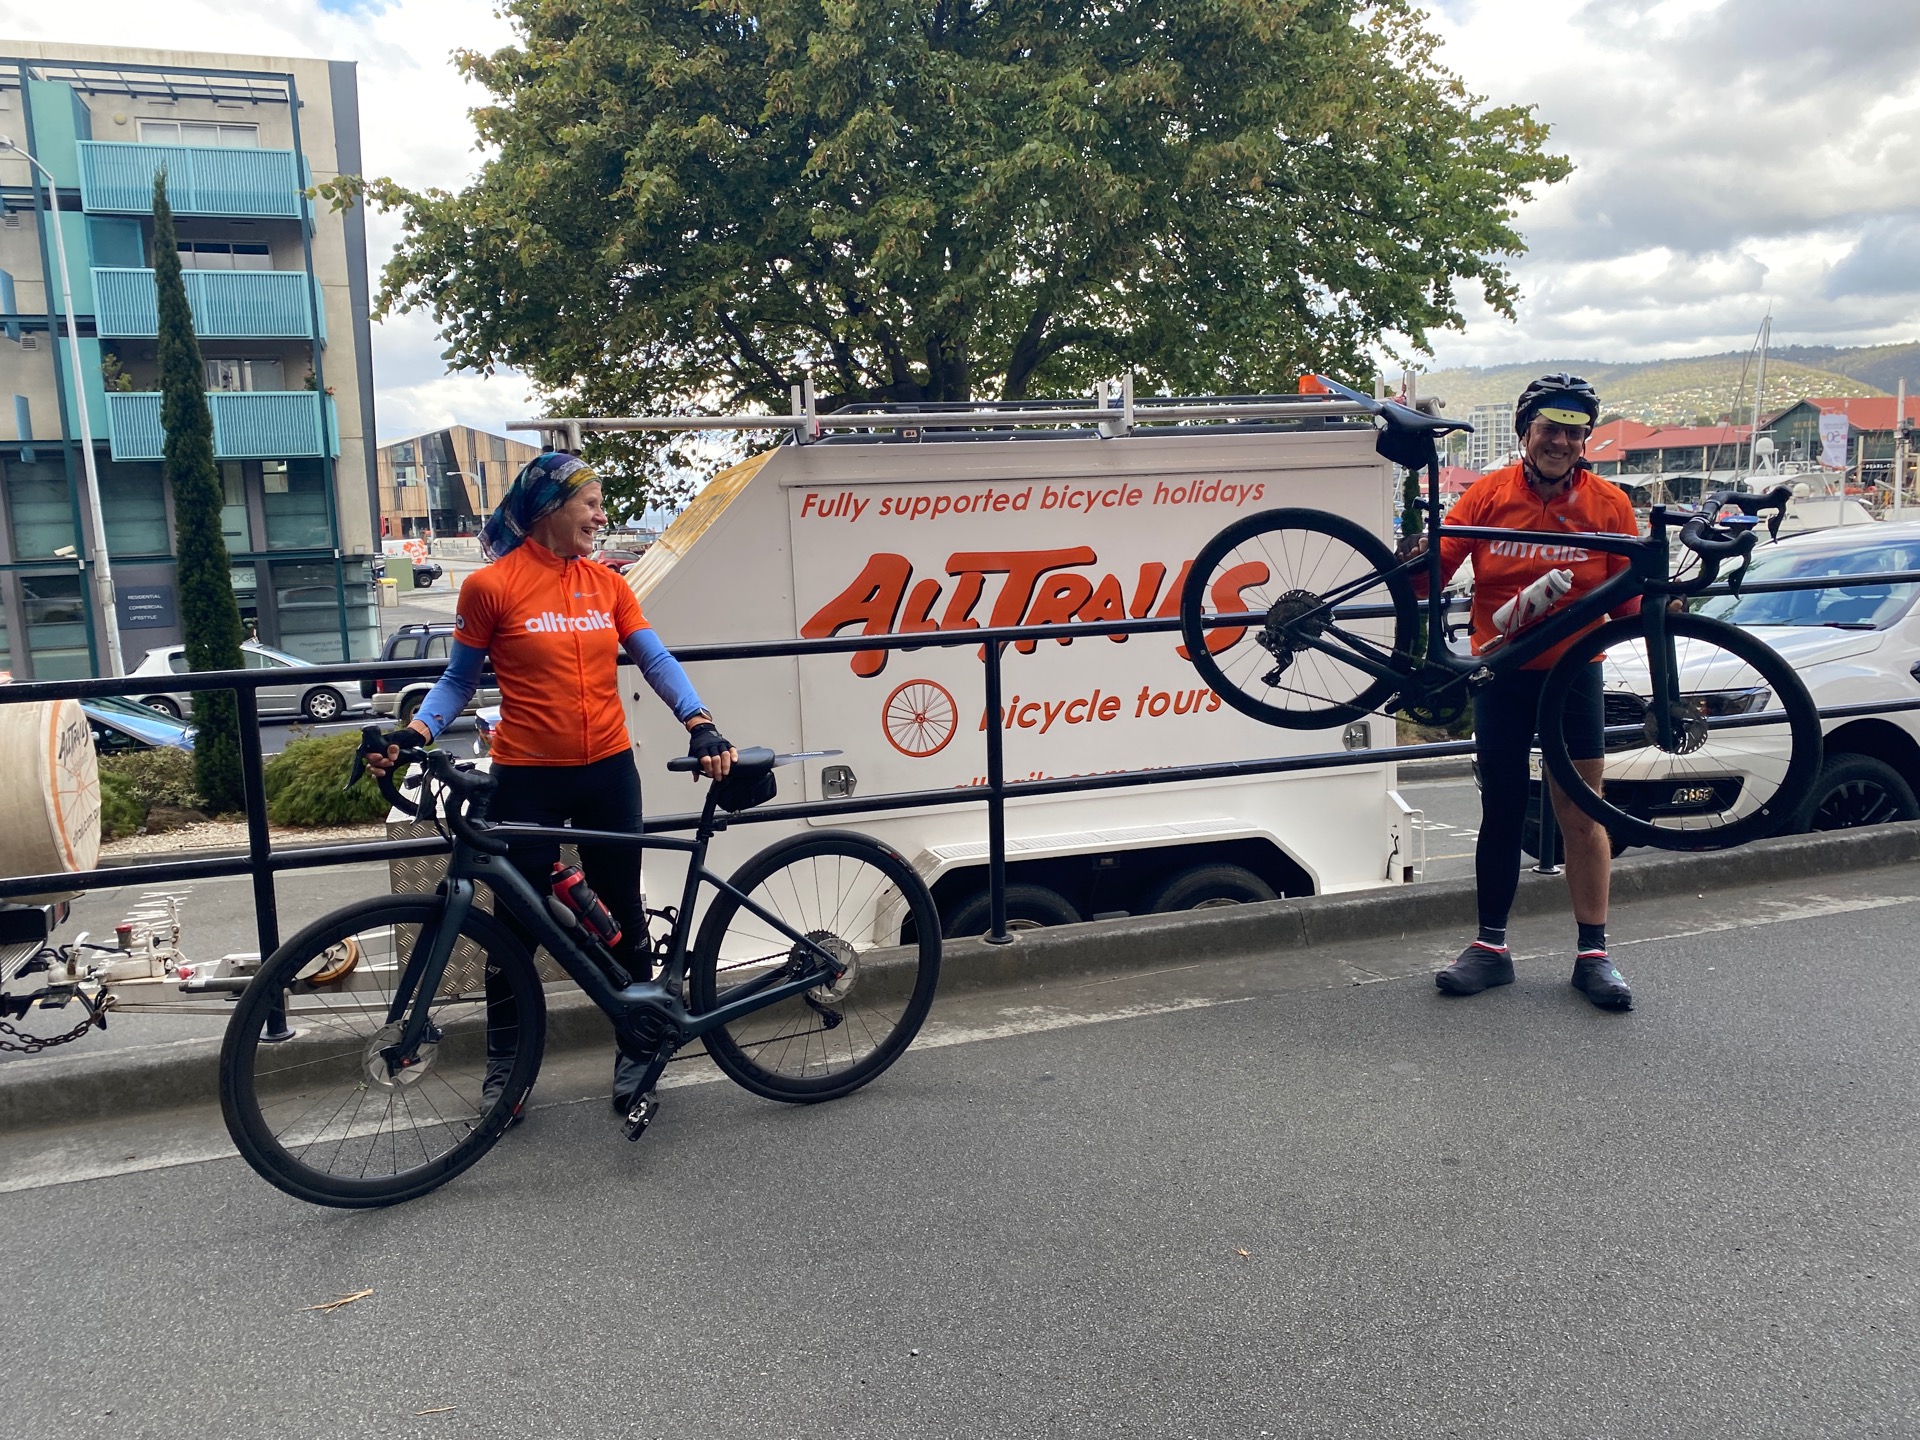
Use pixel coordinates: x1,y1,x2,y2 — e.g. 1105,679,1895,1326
268,558,342,662
392,441,415,466
220,461,249,552
177,241,272,271
19,571,89,679
205,357,286,393
99,462,169,556
262,459,329,549
137,119,260,148
4,460,77,558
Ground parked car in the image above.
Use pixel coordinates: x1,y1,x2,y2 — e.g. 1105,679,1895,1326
370,554,445,588
129,641,365,723
589,548,644,575
364,622,500,726
83,693,195,754
1513,520,1920,856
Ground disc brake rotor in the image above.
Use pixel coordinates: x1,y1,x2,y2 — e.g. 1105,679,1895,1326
363,1020,440,1089
1647,702,1711,756
801,930,859,1003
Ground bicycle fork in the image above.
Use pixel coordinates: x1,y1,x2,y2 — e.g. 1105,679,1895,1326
376,880,476,1081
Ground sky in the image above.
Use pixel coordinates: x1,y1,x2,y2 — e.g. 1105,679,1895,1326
3,0,1915,437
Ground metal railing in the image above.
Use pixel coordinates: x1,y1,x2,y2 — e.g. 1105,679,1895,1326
92,267,315,339
104,391,336,462
2,566,1920,959
77,140,303,218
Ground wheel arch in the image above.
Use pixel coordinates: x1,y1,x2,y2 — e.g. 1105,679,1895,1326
1820,717,1920,792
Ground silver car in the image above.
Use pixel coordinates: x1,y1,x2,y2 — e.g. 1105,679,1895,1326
130,640,362,723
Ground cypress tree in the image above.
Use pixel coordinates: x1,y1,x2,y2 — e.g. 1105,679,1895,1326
153,172,245,812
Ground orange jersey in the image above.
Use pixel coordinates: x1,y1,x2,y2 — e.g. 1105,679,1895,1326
453,539,648,765
1435,464,1641,669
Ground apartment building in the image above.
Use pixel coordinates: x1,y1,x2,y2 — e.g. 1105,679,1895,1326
377,426,538,539
0,42,377,678
1464,402,1517,472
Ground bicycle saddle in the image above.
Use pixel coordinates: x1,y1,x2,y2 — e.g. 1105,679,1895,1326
1310,374,1474,471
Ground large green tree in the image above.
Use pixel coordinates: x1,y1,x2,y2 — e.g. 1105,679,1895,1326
153,174,246,812
346,0,1568,508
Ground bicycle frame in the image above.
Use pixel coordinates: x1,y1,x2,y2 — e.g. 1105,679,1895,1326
381,800,848,1074
1273,452,1714,753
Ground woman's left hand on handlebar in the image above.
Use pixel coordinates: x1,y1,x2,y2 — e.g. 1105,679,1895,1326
363,722,428,778
687,719,737,780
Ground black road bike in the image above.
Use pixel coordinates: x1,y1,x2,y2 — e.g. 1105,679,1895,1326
219,733,942,1208
1178,377,1822,851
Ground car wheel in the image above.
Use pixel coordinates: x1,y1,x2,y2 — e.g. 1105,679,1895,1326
942,883,1080,937
1145,862,1278,912
397,692,422,727
302,687,345,723
1798,753,1920,832
140,696,182,719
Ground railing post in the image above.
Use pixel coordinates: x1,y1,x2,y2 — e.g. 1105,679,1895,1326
982,639,1012,944
235,684,291,1041
1532,768,1563,876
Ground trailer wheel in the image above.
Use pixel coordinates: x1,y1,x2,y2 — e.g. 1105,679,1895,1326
1146,863,1278,913
943,884,1080,937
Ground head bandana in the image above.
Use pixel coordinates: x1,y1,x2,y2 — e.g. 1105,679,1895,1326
480,452,598,560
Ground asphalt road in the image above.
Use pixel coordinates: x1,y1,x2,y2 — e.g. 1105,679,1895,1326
3,862,1915,1438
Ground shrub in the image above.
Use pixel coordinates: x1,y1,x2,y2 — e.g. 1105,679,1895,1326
264,732,395,827
99,746,203,812
99,769,147,841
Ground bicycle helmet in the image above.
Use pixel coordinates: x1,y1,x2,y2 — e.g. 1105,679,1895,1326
1515,373,1600,435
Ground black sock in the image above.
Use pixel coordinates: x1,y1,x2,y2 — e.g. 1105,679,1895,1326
1577,921,1607,955
1476,923,1508,951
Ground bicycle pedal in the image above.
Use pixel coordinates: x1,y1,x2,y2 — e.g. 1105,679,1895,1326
623,1092,659,1141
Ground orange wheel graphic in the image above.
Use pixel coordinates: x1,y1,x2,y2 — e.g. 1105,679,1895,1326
883,678,959,758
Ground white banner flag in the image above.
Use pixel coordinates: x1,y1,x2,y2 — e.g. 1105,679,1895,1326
1819,411,1851,469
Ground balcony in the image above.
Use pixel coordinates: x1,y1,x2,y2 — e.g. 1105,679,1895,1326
78,142,303,219
105,392,337,462
92,268,316,339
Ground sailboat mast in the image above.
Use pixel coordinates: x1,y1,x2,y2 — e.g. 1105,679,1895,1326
1747,313,1770,480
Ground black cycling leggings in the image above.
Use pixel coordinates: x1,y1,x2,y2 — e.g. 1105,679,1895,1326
487,751,646,970
1472,662,1603,931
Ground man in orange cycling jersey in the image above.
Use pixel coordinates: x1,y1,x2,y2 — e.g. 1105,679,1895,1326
365,452,735,1119
1406,374,1637,1011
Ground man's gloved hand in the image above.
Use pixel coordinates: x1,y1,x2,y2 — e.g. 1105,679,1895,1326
686,720,736,780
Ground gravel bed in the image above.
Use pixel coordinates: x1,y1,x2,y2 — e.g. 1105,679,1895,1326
100,820,390,859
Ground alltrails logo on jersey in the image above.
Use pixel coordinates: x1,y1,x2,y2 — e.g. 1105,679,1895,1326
523,610,615,633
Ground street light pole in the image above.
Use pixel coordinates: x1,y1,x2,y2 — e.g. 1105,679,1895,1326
0,135,122,675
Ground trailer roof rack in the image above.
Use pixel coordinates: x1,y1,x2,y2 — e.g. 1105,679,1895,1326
507,374,1373,452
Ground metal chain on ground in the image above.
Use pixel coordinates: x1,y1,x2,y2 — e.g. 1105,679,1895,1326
0,1008,104,1054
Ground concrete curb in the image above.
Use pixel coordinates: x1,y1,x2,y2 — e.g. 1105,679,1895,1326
6,820,1918,1133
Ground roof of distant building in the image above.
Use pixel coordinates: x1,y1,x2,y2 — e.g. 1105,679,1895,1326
1792,396,1920,431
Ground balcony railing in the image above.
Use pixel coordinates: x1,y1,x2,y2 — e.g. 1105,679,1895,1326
78,142,303,219
92,268,315,339
105,392,337,461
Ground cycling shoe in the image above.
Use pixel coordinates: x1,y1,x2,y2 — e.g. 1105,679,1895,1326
1435,942,1515,996
1572,952,1633,1011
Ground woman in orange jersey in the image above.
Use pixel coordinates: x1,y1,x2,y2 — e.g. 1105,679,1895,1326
366,452,735,1118
1405,375,1637,1011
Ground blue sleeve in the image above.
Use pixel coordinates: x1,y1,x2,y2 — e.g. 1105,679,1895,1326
622,629,706,723
413,640,487,740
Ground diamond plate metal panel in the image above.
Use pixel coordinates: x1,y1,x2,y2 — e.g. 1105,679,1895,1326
386,820,576,989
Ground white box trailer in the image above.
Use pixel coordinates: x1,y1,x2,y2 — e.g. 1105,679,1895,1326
590,396,1420,934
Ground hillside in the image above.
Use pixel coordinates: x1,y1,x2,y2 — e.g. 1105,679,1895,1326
1412,342,1920,427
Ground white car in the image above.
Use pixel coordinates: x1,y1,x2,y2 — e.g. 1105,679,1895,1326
130,640,364,723
1604,521,1920,836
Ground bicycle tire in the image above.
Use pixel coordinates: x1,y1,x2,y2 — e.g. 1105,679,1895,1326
220,895,547,1209
1180,508,1417,729
689,830,941,1103
1538,612,1822,851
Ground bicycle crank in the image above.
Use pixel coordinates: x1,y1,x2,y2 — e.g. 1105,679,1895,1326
623,1092,660,1141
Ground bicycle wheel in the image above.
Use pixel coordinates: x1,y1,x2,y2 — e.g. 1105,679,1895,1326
220,896,547,1208
1180,508,1417,728
689,830,941,1103
1538,613,1822,851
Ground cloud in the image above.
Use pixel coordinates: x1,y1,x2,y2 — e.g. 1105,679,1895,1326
1420,0,1920,367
